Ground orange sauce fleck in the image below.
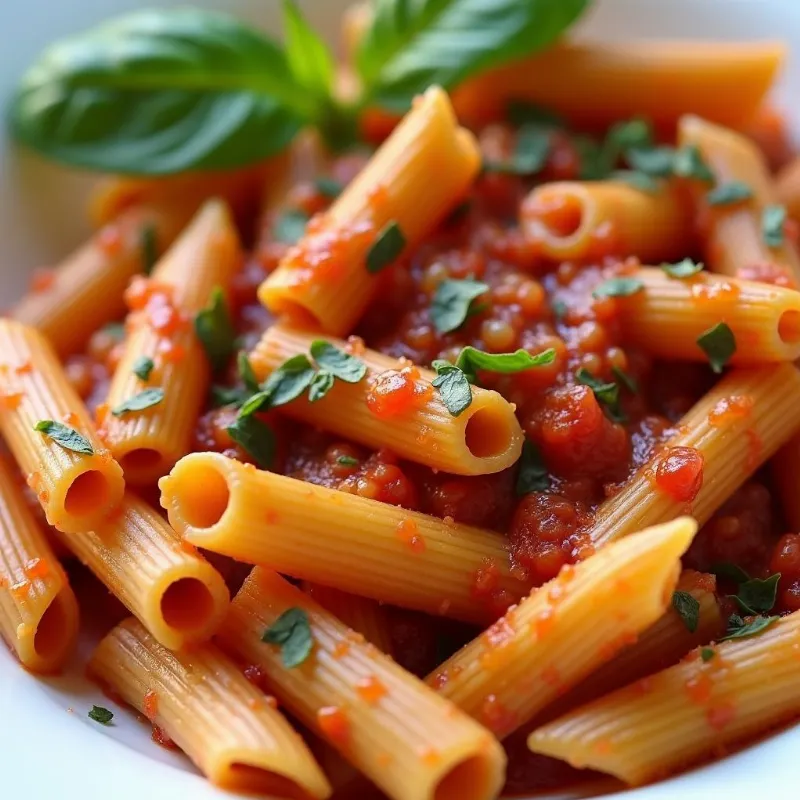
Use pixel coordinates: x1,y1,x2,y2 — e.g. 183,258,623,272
10,580,31,600
284,220,373,286
745,428,762,471
63,411,78,426
143,689,158,721
593,739,614,755
317,706,350,744
264,695,278,709
541,664,561,688
15,361,32,375
97,225,123,256
471,560,500,598
532,606,556,639
482,616,516,650
396,518,426,553
158,339,186,363
24,557,49,581
151,724,176,749
355,675,387,705
685,671,713,705
0,391,23,410
707,701,736,731
367,184,391,213
265,509,280,525
654,446,704,503
333,641,351,659
690,280,740,306
708,395,755,427
480,694,518,736
30,267,57,293
366,367,425,418
346,336,366,356
95,403,110,427
419,747,440,766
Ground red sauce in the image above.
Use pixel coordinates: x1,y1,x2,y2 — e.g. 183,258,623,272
366,366,431,417
317,706,350,744
654,446,705,503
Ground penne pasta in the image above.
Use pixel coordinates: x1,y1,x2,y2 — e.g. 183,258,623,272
99,199,242,484
678,114,800,288
0,457,79,673
11,205,190,357
159,452,530,624
427,518,695,740
249,325,524,476
612,267,800,364
218,567,507,800
57,491,229,649
0,319,125,534
590,363,800,547
527,611,800,786
302,583,393,654
453,40,785,131
520,181,691,263
259,86,480,336
90,617,331,799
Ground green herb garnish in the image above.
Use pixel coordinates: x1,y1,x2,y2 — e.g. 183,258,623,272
195,287,236,373
672,144,714,182
226,414,275,468
661,258,704,279
309,340,368,383
611,170,660,193
707,181,753,207
431,362,473,417
132,356,154,381
274,209,310,245
516,439,550,495
611,365,638,394
485,124,551,175
111,388,165,417
672,590,700,633
34,421,93,455
366,221,406,274
314,176,343,199
430,279,490,334
730,573,781,615
762,204,787,248
576,368,625,423
140,223,158,275
88,705,114,725
337,455,359,467
720,614,779,641
262,607,313,668
700,647,715,662
696,322,736,373
593,277,645,299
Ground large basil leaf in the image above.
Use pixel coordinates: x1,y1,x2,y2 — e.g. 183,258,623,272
357,0,591,110
9,9,309,174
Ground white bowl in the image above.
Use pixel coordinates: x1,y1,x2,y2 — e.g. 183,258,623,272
0,1,798,798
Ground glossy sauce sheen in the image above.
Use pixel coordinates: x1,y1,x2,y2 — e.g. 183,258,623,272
59,125,791,795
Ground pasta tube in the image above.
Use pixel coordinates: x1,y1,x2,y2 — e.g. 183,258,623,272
11,205,189,357
453,40,784,131
160,453,530,624
90,617,331,799
427,518,695,739
0,457,79,673
613,268,800,363
678,115,800,287
259,86,480,336
0,319,124,534
521,181,691,263
591,363,800,546
219,568,506,800
57,491,229,649
528,611,800,785
249,325,523,476
100,199,242,484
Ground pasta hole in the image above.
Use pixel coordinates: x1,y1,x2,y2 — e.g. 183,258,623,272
269,298,322,332
225,764,308,798
34,592,70,661
64,470,110,517
529,190,586,239
778,309,800,344
464,407,514,459
119,448,163,475
160,578,214,632
434,755,494,800
170,463,230,529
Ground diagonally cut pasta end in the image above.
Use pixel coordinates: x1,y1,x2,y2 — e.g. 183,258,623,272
431,741,507,800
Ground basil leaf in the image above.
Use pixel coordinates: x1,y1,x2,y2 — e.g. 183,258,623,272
238,352,260,393
700,646,715,662
431,279,490,334
282,0,335,102
432,363,473,417
88,705,114,725
274,209,310,245
592,277,644,299
720,614,778,642
576,368,625,423
314,176,344,199
672,144,714,182
309,341,367,383
697,322,736,374
366,221,406,273
132,356,154,381
140,223,158,275
226,415,275,469
604,117,654,159
507,101,564,129
672,590,700,633
661,258,704,279
516,439,550,495
242,354,316,416
731,573,781,615
611,365,638,394
611,170,660,194
574,135,608,180
762,204,786,248
710,562,751,584
455,346,556,383
485,124,550,176
626,146,675,177
337,455,359,467
211,385,249,408
195,287,236,373
111,388,165,417
34,420,94,455
308,370,336,402
262,607,313,668
9,9,309,174
707,181,753,207
356,0,590,110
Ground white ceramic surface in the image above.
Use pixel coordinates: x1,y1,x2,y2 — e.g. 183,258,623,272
1,1,799,798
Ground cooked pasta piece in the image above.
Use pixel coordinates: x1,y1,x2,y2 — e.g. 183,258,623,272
0,457,79,673
536,571,723,725
11,205,190,357
219,568,506,800
302,583,393,653
0,319,125,534
520,181,691,263
453,40,784,131
776,155,800,224
591,363,800,547
99,199,242,484
612,268,800,363
249,325,524,476
90,617,331,799
528,611,800,785
259,86,480,336
678,114,800,288
427,518,695,740
160,453,530,624
56,491,229,649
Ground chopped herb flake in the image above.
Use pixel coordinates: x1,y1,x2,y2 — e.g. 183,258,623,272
455,346,555,384
262,607,313,668
309,341,367,383
551,300,567,321
102,322,126,341
34,420,93,455
661,258,704,279
140,223,158,275
274,209,309,244
516,439,550,495
707,181,753,207
730,573,780,615
485,124,551,176
430,279,490,334
88,705,114,725
593,277,644,299
194,287,236,373
612,365,638,394
697,322,736,373
366,221,405,274
576,368,625,423
211,385,249,408
132,355,154,381
431,362,472,417
762,204,787,248
710,562,751,584
700,646,715,662
612,170,660,193
314,176,343,198
308,369,335,402
238,352,260,393
337,455,359,467
226,415,275,469
720,614,778,641
626,146,675,177
241,354,316,416
672,590,700,633
672,144,715,182
111,388,165,417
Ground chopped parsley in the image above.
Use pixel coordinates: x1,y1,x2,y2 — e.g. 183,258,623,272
700,647,715,662
515,439,550,495
672,144,715,183
308,370,335,402
226,414,275,469
762,204,787,248
696,322,736,373
274,209,309,244
720,613,779,641
484,124,551,176
238,352,260,393
611,170,660,193
612,365,638,394
707,181,753,207
366,220,406,274
710,562,751,584
430,279,490,334
309,340,367,383
194,287,236,373
672,590,700,633
88,705,114,725
625,146,676,178
111,388,165,417
661,258,704,279
132,355,154,381
431,361,473,417
730,573,781,615
34,420,93,455
314,176,343,199
337,455,359,467
576,368,625,423
593,277,644,299
262,607,313,668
